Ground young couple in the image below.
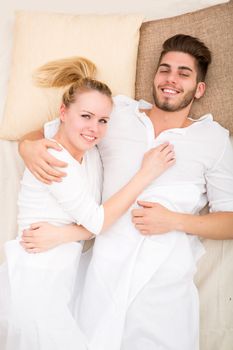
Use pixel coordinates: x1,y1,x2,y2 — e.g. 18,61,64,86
0,34,233,350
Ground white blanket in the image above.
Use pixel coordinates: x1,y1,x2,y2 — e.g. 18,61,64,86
0,138,233,350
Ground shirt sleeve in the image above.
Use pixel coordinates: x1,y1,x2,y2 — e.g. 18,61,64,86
46,148,104,235
205,135,233,212
44,118,61,139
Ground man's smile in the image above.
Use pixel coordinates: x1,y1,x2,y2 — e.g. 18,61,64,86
160,86,181,97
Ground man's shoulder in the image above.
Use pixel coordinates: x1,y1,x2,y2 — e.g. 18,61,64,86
194,113,229,138
191,114,230,154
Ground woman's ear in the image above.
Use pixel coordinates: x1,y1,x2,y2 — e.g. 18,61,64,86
195,82,206,100
60,103,66,122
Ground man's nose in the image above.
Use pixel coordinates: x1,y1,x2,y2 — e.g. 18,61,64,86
166,71,177,84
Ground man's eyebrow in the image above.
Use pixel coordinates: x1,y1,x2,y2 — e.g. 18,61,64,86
159,63,170,68
178,66,193,72
159,63,193,72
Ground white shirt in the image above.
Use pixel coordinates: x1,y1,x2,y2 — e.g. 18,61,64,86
17,144,103,236
45,94,233,240
45,95,233,349
100,95,233,212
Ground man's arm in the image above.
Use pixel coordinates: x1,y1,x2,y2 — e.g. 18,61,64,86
20,222,94,253
19,128,44,142
132,201,233,239
18,129,67,184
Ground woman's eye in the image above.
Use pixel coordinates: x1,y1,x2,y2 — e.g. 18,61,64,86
99,119,108,124
81,114,91,119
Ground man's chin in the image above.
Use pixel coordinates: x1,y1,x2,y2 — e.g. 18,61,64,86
153,95,176,112
155,101,178,112
154,98,194,112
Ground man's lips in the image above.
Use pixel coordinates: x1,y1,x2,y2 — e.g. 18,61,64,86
162,88,178,95
160,86,181,96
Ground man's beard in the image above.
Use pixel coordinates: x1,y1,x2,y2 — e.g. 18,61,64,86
153,86,197,112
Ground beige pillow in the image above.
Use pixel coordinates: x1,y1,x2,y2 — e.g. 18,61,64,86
0,11,144,140
135,0,233,134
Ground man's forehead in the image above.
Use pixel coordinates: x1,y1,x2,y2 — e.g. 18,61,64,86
159,51,196,70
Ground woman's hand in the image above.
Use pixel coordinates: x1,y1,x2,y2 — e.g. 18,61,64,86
19,138,68,184
20,222,94,253
140,142,175,182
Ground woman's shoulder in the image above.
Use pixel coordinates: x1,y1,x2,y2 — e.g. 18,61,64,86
113,95,137,109
47,141,77,166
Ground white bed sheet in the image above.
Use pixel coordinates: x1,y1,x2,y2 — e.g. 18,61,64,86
0,137,233,349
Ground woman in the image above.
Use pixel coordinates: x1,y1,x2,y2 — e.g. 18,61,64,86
0,57,175,350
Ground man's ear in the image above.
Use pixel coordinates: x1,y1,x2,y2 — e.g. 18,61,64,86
195,82,206,100
60,103,66,122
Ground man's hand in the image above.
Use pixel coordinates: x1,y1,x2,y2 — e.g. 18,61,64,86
132,200,176,235
20,222,64,253
19,139,68,184
133,201,233,239
20,222,94,253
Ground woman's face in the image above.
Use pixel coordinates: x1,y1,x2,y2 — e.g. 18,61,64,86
58,90,112,161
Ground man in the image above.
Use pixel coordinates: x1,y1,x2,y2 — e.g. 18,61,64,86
19,34,233,350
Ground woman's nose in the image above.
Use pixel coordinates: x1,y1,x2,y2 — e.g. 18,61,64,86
88,121,99,133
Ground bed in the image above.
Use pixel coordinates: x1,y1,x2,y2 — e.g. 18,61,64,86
0,1,232,349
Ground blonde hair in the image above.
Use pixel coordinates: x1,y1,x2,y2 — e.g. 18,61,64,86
34,56,112,107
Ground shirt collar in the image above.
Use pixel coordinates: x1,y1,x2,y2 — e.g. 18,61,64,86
135,101,213,136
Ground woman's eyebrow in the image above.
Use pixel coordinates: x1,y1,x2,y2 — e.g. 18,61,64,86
82,110,110,119
82,110,95,115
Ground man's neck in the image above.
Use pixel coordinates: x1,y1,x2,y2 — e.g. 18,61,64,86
145,104,193,137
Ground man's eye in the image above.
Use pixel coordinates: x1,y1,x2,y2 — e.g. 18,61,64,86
179,72,189,77
160,70,169,73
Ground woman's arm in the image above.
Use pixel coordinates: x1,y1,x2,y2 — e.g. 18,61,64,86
102,146,174,231
21,144,175,252
47,143,175,235
21,143,175,253
19,129,67,184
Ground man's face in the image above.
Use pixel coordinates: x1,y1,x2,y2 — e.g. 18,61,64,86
153,51,205,112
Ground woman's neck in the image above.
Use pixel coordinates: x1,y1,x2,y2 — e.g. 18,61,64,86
53,129,84,163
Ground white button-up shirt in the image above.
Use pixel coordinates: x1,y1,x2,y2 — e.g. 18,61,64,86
100,95,233,214
45,95,233,350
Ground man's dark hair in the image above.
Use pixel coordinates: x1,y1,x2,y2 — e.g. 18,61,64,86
158,34,212,82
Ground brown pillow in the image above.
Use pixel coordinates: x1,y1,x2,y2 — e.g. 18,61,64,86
135,0,233,134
